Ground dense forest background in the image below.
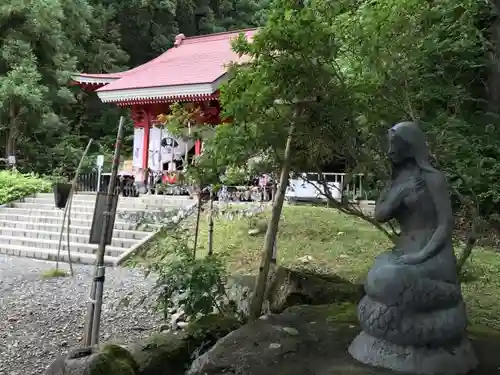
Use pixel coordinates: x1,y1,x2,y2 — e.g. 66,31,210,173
0,0,269,174
2,0,500,230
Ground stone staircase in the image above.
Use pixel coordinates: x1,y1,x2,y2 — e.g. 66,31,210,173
0,192,195,266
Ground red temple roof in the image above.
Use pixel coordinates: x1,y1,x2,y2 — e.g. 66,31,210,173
72,28,258,105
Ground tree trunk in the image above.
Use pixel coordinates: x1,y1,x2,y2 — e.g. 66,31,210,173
271,173,277,202
249,123,295,320
208,189,214,256
192,193,202,258
6,104,18,163
488,0,500,111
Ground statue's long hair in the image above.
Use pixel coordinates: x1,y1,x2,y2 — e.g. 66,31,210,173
390,121,438,177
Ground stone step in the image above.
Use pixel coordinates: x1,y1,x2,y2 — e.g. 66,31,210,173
0,213,158,231
0,192,194,266
0,235,127,258
0,227,140,248
0,220,149,239
12,202,184,213
20,196,193,207
35,192,97,201
33,193,193,204
0,207,165,221
0,244,116,266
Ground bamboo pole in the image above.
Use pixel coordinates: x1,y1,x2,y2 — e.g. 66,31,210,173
84,117,124,346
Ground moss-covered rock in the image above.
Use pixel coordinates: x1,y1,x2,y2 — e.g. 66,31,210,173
265,266,364,313
44,345,138,375
226,267,363,318
128,314,243,375
93,344,139,374
186,314,242,343
186,304,364,375
44,315,241,375
283,301,358,324
129,331,190,375
186,304,500,375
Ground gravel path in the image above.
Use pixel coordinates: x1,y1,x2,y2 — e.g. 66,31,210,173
0,255,162,375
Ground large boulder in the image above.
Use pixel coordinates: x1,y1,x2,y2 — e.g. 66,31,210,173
129,314,241,375
187,304,500,375
226,267,363,317
186,303,374,375
266,266,363,313
128,331,190,375
44,314,241,375
45,345,138,375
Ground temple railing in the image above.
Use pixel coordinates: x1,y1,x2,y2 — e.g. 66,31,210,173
72,171,368,202
72,171,138,197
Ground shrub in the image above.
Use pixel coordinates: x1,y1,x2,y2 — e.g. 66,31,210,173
0,171,52,204
135,226,235,322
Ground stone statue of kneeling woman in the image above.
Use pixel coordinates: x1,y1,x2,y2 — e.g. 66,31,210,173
348,121,478,375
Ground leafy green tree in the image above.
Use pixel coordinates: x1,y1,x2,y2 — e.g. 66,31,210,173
186,0,498,316
0,0,86,162
0,0,270,174
196,0,361,318
335,0,497,252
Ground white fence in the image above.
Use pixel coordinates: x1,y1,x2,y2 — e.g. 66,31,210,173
285,172,365,202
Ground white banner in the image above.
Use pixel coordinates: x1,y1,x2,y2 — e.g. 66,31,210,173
148,127,163,172
132,127,144,168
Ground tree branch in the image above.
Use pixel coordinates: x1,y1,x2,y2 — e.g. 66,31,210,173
299,170,398,242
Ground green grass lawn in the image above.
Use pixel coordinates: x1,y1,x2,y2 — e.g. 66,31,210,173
195,205,500,332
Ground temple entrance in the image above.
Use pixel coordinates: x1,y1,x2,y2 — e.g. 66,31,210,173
162,142,196,172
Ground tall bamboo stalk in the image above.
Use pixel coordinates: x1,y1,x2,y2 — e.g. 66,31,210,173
84,117,124,346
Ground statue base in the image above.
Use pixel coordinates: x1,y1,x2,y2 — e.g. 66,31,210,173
348,331,478,375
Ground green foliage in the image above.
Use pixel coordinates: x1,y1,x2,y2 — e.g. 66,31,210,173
337,0,497,217
191,0,499,243
220,165,250,185
0,0,269,175
140,226,233,321
197,0,364,187
0,0,89,165
0,171,51,204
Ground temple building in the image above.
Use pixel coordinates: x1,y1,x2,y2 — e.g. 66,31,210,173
72,28,258,186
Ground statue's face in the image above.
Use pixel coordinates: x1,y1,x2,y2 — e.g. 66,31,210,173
388,130,412,165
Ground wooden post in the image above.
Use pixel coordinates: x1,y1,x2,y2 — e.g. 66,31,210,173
142,113,151,191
